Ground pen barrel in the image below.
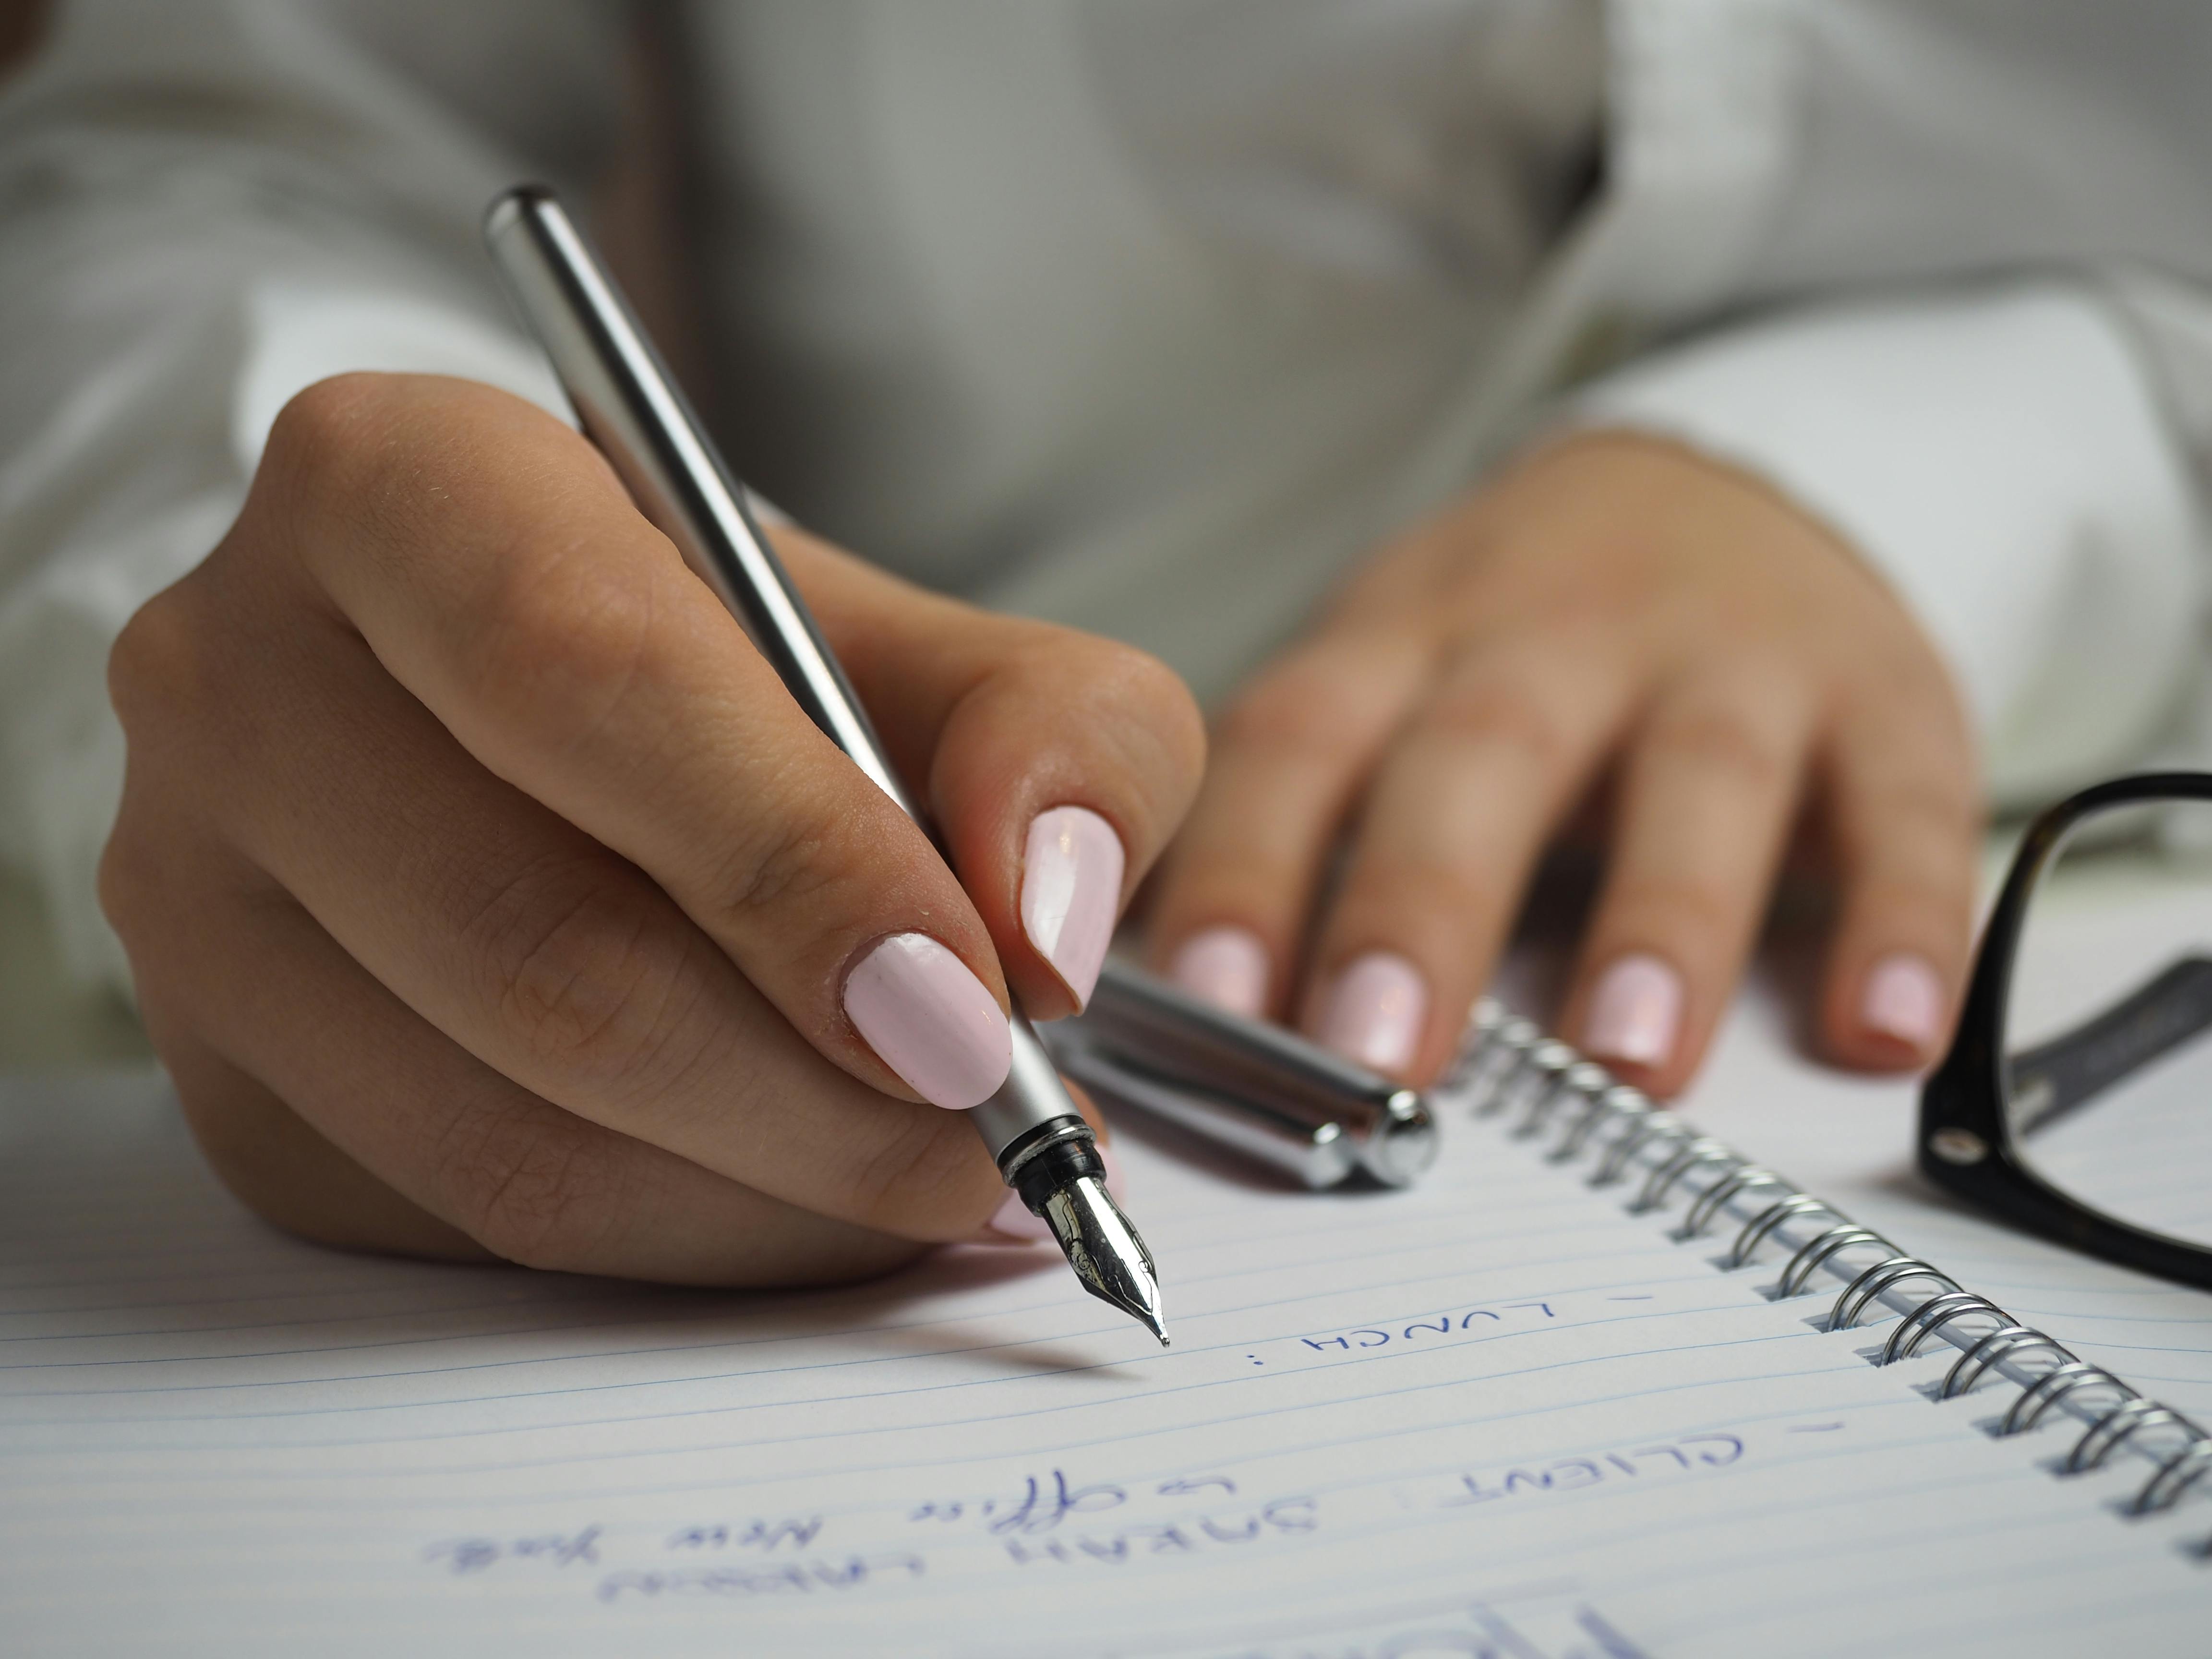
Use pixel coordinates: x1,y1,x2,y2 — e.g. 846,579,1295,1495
1049,1038,1359,1189
483,187,918,819
483,186,1078,1165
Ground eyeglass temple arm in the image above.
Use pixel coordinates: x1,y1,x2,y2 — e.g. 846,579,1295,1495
2010,954,2212,1136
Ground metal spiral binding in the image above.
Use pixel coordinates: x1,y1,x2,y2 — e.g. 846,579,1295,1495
1830,1258,1957,1333
1726,1194,1836,1269
1518,1060,1609,1142
1677,1166,1786,1242
1448,1003,2212,1537
1881,1291,2004,1366
1941,1327,2069,1400
2002,1362,2130,1437
1555,1083,1648,1164
2137,1442,2212,1515
1778,1226,1888,1298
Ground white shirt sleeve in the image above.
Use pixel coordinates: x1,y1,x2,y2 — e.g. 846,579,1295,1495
1570,284,2208,809
0,0,599,990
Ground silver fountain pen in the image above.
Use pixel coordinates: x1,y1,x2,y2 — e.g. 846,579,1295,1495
483,185,1166,1345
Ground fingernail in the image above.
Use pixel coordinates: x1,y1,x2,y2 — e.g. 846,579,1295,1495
975,1142,1126,1245
1584,952,1684,1069
1317,951,1428,1073
1021,805,1125,1010
1169,925,1270,1017
1861,951,1945,1051
842,933,1011,1110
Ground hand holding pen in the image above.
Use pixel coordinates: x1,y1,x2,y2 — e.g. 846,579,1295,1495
99,237,1201,1314
485,188,1176,1333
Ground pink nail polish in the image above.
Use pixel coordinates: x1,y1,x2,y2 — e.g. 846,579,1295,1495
1169,925,1269,1017
1862,951,1944,1050
842,933,1011,1110
1585,953,1683,1069
1317,952,1428,1073
1022,805,1125,1010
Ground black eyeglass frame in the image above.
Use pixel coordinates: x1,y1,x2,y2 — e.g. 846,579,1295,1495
1919,771,2212,1291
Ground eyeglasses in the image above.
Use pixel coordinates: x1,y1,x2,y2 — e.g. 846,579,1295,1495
1921,772,2212,1290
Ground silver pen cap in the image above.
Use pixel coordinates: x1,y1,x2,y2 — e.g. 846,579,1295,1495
1047,960,1438,1188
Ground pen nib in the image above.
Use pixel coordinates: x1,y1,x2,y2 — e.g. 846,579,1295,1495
1042,1174,1168,1346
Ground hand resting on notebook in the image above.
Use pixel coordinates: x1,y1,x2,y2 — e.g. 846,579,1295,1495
95,373,1204,1283
1150,432,1980,1098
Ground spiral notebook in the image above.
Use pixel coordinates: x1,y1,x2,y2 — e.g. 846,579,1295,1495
4,1010,2209,1659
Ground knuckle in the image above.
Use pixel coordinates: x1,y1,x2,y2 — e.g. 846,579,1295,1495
461,551,662,739
1375,860,1497,928
260,375,483,591
1859,872,1971,933
1420,668,1578,775
107,585,204,733
1217,649,1378,758
271,371,390,446
95,818,152,942
1014,635,1207,831
1853,832,1977,914
1215,669,1317,753
1078,639,1208,777
1849,662,1973,762
1612,875,1740,949
1641,705,1794,793
1852,770,1980,852
467,857,708,1099
1897,773,1978,835
436,1099,624,1271
260,373,397,504
1080,634,1196,719
1861,630,1959,697
1149,826,1290,921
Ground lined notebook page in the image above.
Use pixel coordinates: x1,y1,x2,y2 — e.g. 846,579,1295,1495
3,1067,2203,1659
